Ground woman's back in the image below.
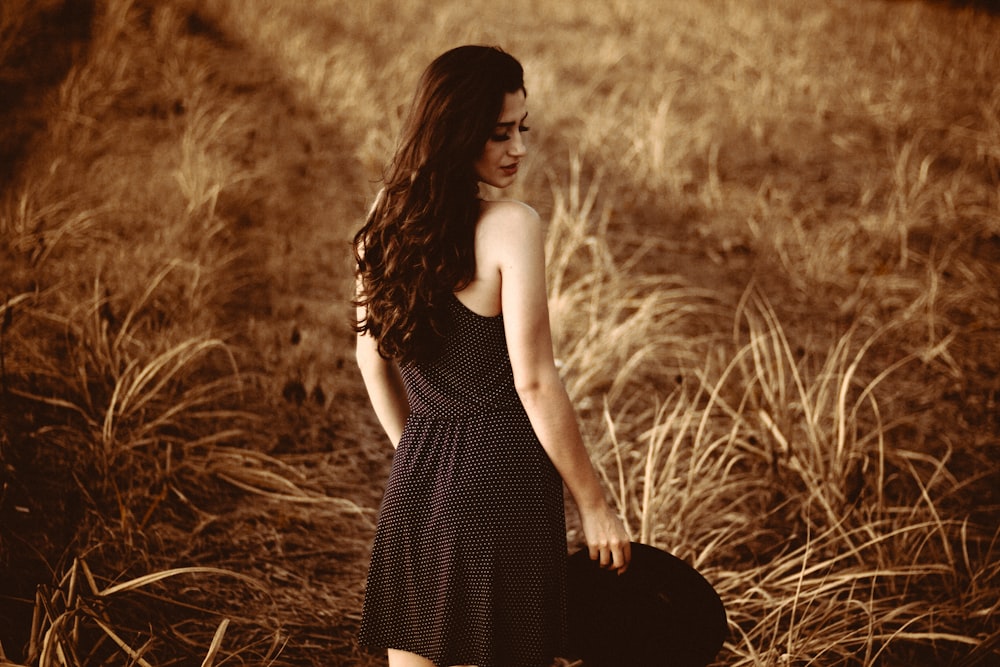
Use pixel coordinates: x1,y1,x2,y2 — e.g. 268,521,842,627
400,293,518,416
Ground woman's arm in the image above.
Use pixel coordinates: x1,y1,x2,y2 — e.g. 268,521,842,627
488,202,631,572
355,326,409,448
355,254,409,447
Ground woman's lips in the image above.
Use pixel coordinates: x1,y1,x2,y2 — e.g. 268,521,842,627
501,163,519,175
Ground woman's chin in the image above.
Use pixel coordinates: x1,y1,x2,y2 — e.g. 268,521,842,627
488,175,516,189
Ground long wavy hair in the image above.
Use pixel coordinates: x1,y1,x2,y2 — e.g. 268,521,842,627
353,45,525,363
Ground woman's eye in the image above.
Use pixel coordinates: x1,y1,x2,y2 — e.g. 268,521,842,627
491,126,530,142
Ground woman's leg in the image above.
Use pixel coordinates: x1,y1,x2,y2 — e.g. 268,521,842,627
387,649,436,667
386,649,475,667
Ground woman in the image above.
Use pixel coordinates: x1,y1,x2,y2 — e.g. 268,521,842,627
354,45,631,667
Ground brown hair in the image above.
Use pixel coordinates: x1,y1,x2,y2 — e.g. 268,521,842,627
353,45,525,362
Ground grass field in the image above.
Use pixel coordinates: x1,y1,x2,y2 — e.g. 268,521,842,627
1,0,998,665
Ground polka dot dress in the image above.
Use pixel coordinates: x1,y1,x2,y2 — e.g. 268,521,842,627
358,294,569,667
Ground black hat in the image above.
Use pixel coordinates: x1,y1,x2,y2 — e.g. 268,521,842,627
566,542,727,667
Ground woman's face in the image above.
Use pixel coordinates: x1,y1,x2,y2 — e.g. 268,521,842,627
473,89,528,188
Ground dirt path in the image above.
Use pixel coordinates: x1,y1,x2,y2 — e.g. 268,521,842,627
0,4,397,664
174,20,393,666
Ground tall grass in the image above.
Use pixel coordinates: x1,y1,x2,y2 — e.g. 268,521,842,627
1,0,997,665
547,164,998,664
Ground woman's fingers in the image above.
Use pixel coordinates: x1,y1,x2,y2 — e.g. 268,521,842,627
613,540,631,575
589,538,631,573
599,544,611,568
588,542,612,567
588,543,600,563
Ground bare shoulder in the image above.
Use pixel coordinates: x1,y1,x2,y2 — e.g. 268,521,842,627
477,201,543,275
478,199,542,244
480,198,539,224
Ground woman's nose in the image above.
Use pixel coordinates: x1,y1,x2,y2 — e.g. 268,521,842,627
509,132,527,157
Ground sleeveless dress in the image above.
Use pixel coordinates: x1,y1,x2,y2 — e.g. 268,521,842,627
358,294,569,667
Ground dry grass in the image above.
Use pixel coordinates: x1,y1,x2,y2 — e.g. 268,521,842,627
546,174,998,663
1,0,998,665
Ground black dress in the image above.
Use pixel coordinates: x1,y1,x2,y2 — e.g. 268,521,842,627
358,294,568,667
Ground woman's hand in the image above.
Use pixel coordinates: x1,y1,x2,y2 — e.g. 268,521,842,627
580,503,632,574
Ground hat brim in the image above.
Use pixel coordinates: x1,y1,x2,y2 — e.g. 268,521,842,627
566,542,727,667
